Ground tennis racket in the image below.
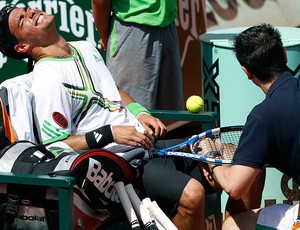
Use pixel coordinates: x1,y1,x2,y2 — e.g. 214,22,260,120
114,181,142,230
125,184,160,230
142,198,178,230
89,150,159,230
151,126,243,165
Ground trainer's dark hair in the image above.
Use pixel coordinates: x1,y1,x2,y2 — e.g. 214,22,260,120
0,5,29,59
233,23,288,82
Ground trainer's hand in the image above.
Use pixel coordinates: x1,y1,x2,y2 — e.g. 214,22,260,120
111,126,153,149
99,38,107,50
136,113,167,139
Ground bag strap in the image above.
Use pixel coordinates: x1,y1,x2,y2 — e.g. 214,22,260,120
0,194,19,230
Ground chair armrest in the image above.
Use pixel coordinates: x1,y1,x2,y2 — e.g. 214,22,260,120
150,110,218,122
0,172,76,230
0,172,75,187
150,110,219,130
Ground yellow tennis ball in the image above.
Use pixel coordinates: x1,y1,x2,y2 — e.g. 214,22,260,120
186,95,204,113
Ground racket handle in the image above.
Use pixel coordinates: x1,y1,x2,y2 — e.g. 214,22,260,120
142,198,178,230
141,198,165,230
125,184,159,230
114,181,141,230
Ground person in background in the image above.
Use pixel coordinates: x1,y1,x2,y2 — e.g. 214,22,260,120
209,23,300,230
91,0,184,110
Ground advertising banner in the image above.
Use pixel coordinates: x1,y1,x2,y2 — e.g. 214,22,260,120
206,0,300,31
176,0,300,99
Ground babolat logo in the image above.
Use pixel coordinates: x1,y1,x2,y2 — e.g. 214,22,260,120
17,214,46,222
86,158,120,203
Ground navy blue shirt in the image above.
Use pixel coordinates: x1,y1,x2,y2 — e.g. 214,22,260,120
232,72,300,185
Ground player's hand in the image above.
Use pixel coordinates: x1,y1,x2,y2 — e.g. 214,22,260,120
111,126,153,149
136,113,167,139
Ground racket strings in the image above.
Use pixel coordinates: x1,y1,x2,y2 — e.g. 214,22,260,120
194,131,241,160
221,131,241,160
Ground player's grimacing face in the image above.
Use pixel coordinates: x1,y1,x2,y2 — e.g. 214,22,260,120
8,7,56,45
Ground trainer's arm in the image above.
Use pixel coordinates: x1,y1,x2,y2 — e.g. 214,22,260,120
92,0,112,50
211,165,260,200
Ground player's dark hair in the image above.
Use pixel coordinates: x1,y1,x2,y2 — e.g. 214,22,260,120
233,23,288,82
0,5,29,59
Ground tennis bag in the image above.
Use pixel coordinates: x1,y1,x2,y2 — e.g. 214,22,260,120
0,140,142,230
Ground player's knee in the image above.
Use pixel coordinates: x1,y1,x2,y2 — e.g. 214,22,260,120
180,178,205,213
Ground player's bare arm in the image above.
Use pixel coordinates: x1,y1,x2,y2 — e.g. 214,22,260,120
62,125,153,150
118,88,135,105
63,134,89,150
119,88,166,138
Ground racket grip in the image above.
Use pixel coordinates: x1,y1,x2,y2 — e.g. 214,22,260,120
114,182,141,230
125,184,159,230
141,199,164,230
142,198,178,230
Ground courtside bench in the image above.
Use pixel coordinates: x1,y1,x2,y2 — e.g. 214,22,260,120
0,173,75,229
0,110,221,230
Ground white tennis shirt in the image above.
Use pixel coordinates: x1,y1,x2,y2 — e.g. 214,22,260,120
31,41,140,145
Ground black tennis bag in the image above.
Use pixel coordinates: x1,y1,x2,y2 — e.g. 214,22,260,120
0,140,143,230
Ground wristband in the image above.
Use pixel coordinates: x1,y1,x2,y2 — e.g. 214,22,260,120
127,102,151,117
85,125,114,149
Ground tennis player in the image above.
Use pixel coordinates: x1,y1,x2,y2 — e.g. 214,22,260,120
210,24,300,229
0,5,216,229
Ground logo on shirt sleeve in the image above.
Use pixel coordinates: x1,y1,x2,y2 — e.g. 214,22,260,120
52,112,68,128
